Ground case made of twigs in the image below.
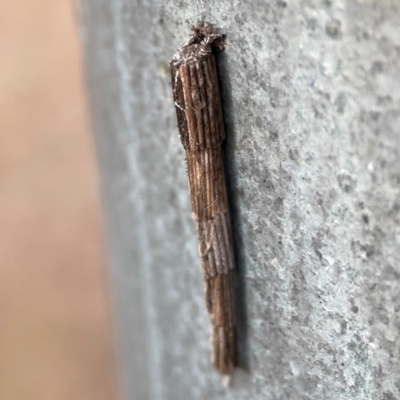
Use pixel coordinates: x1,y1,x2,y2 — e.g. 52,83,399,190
170,22,237,377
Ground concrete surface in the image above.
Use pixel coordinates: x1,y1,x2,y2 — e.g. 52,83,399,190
0,1,118,399
80,0,400,399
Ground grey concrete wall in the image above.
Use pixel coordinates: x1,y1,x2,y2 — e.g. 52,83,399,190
79,1,400,399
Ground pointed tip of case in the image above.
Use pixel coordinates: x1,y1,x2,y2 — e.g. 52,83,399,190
221,373,231,387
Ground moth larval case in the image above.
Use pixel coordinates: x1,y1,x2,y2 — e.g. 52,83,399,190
170,22,237,379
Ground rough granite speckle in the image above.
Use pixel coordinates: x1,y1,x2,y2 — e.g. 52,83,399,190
80,0,400,399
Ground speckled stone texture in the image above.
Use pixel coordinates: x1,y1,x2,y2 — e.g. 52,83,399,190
80,0,400,399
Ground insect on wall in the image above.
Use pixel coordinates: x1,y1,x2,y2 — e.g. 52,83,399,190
170,22,238,380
